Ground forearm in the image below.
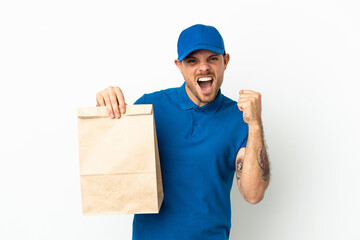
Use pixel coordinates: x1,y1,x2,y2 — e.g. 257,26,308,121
239,123,270,203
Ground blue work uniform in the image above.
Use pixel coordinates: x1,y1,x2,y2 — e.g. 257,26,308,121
132,83,248,240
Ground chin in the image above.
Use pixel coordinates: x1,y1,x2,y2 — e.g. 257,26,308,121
199,92,217,103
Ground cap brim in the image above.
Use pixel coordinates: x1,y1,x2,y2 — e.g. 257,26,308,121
178,44,225,62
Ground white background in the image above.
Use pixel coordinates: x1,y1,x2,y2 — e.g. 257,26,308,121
0,0,359,239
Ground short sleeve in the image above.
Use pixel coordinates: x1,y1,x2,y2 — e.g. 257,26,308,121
134,94,147,104
240,136,248,149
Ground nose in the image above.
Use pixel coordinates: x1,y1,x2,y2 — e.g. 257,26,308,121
199,61,210,72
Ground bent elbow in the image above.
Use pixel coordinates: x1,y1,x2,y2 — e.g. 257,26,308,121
245,195,264,205
241,190,264,205
239,182,268,205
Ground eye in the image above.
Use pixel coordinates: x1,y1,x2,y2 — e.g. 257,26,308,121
186,58,197,64
209,56,219,61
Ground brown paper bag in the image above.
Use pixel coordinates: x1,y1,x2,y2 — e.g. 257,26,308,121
77,104,163,215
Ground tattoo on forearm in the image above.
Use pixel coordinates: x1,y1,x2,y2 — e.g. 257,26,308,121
236,157,244,180
258,149,270,181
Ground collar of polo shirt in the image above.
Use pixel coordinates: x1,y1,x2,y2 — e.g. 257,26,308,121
178,83,223,113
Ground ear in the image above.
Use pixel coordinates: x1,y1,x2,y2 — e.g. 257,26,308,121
174,59,183,72
223,53,230,69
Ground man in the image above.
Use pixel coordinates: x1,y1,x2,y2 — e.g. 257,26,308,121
96,24,270,240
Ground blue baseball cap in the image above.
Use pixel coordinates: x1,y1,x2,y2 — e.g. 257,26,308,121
177,24,226,62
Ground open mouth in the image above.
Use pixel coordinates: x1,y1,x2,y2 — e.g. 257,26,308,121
197,77,213,94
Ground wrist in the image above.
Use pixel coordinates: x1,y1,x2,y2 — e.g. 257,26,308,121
247,120,262,130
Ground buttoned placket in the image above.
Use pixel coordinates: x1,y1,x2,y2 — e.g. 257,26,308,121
189,108,202,137
178,83,224,138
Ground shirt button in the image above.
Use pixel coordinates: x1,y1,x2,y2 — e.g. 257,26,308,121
194,122,198,126
195,109,200,112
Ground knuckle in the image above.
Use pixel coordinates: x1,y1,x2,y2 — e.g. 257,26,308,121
99,91,106,97
108,90,116,97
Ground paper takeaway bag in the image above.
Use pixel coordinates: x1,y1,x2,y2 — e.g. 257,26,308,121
77,104,163,215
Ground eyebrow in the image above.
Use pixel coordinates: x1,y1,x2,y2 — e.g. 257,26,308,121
208,54,220,58
184,55,197,60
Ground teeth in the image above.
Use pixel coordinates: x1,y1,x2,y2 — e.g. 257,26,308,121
198,77,212,81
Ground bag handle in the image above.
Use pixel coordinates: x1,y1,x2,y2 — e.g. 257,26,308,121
77,104,153,118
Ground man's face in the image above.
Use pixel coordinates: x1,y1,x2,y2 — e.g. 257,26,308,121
175,49,230,107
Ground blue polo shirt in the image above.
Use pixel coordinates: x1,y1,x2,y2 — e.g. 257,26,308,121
132,83,248,240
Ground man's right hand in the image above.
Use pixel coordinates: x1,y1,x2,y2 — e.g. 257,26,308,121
96,86,126,119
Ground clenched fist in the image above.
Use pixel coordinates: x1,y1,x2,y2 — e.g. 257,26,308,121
237,90,262,126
